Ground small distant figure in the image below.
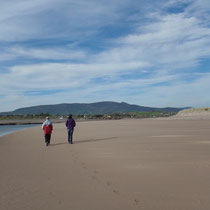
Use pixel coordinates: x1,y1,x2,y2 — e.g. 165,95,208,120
42,117,53,146
66,114,76,144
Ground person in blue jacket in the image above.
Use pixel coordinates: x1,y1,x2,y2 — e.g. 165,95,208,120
65,114,76,144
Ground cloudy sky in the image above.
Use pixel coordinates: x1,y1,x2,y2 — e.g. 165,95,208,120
0,0,210,111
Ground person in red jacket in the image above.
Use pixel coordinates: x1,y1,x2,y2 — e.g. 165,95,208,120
42,117,53,146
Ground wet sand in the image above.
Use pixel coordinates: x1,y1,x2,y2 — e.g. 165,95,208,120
0,118,210,210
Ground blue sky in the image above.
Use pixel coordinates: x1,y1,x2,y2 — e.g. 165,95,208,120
0,0,210,112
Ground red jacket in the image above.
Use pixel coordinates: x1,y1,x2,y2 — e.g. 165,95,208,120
43,124,53,134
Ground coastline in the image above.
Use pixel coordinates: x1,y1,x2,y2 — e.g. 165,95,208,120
0,117,116,126
0,118,65,125
0,124,41,137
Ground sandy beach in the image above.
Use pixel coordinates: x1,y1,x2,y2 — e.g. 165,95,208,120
0,118,210,210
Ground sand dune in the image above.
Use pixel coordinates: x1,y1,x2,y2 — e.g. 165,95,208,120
171,107,210,120
0,118,210,210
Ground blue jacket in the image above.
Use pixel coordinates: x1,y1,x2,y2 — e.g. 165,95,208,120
66,118,76,130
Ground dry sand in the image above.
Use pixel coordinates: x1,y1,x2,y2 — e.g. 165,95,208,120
0,118,210,210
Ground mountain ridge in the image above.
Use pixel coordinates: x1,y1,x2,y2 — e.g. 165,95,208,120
0,101,190,115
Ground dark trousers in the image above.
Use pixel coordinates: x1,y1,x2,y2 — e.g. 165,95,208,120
68,128,74,144
45,134,51,145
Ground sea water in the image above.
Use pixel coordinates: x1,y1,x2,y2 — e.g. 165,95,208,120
0,124,40,137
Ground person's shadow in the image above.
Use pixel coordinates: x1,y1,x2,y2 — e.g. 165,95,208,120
75,137,117,144
50,137,117,146
50,142,68,146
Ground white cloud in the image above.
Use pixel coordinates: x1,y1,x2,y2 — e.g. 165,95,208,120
0,0,210,111
0,61,145,97
1,71,209,111
115,13,210,68
0,0,139,41
0,46,88,61
133,73,210,107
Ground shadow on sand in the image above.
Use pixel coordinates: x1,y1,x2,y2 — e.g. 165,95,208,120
50,137,117,146
75,137,117,144
50,142,68,146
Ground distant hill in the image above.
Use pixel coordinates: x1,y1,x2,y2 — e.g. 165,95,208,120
0,101,189,116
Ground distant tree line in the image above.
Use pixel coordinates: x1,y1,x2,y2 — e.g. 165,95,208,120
0,111,175,120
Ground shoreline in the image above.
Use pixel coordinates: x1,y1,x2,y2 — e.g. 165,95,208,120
0,122,42,126
0,124,41,137
0,118,65,126
1,114,210,125
0,117,124,126
0,119,119,137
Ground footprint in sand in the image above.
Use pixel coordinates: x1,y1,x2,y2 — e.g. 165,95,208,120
106,181,120,195
106,181,112,186
82,165,87,169
93,170,99,174
92,175,99,181
81,162,87,169
134,199,139,205
113,189,120,194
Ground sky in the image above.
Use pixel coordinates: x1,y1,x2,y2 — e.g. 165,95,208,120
0,0,210,112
